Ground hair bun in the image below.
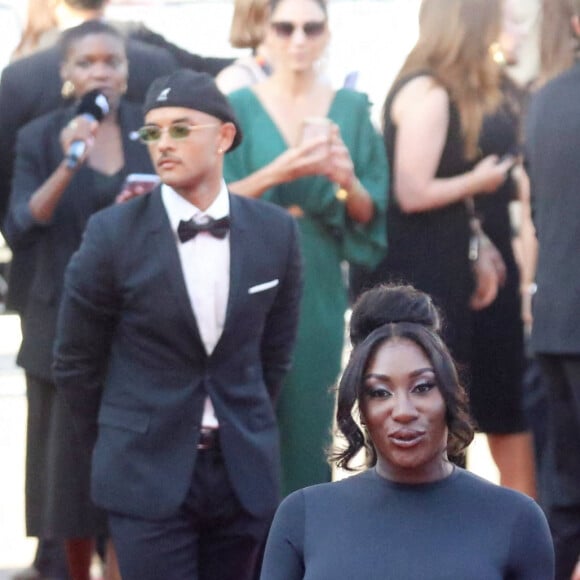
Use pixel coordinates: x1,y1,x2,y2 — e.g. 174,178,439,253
349,284,441,346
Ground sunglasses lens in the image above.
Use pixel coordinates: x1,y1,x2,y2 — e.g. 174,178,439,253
303,21,326,37
271,22,294,37
138,127,161,143
169,124,192,139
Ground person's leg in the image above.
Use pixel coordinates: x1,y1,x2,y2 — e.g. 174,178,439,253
64,539,93,580
103,539,122,580
108,510,199,580
550,506,580,580
196,448,269,580
521,356,551,504
21,376,71,580
541,356,580,503
538,355,580,578
33,538,70,579
199,528,262,580
487,432,537,498
25,375,52,535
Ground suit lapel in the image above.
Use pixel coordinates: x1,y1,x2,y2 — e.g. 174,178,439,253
223,193,248,333
145,190,205,347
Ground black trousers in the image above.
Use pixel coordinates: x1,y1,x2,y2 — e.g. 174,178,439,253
537,355,580,580
108,445,270,580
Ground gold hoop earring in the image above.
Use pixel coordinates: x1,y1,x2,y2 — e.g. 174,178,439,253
61,80,75,99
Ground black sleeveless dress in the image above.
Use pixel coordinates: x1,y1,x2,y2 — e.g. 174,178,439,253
351,72,475,365
469,77,527,433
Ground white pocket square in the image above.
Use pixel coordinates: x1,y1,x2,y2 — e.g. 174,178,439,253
248,279,279,294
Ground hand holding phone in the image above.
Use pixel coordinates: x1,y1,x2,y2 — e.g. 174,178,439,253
301,117,332,145
116,173,160,204
499,154,516,169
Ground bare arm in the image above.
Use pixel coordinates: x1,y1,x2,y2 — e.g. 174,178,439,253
391,76,512,213
511,164,537,330
327,126,375,224
228,135,332,199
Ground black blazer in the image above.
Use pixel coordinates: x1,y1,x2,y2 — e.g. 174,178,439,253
0,37,179,227
4,101,153,379
53,190,303,520
0,36,179,314
525,62,580,355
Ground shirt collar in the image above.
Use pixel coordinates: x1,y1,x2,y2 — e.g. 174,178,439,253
161,181,230,233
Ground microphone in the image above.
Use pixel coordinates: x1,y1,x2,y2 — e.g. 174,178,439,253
65,89,110,168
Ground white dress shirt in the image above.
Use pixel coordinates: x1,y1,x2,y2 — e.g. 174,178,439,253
161,182,231,429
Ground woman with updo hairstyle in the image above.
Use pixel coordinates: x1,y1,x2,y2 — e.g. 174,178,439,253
340,283,473,469
259,285,554,580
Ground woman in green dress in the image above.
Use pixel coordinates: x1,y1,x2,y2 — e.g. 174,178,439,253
224,0,388,495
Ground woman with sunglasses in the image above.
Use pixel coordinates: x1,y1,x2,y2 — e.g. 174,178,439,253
4,20,153,580
224,0,388,497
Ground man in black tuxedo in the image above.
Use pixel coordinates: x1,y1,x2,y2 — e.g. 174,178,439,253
53,70,303,580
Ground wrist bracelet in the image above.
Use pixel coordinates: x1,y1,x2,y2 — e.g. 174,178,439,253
527,283,537,296
335,178,362,203
335,186,349,203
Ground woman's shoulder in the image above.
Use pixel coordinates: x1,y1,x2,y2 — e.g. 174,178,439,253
394,74,447,106
216,57,267,94
454,469,542,514
388,74,449,126
18,106,72,140
226,85,257,107
334,87,370,106
282,471,379,510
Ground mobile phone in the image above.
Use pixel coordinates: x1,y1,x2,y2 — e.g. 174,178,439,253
301,117,332,144
122,173,160,194
499,154,517,174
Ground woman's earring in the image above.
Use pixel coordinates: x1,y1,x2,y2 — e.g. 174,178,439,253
489,42,506,66
61,80,75,99
217,147,224,154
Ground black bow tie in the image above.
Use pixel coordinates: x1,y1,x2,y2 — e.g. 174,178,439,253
177,216,230,243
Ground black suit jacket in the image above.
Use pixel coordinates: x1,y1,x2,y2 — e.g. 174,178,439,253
3,101,153,379
53,190,303,520
525,62,580,355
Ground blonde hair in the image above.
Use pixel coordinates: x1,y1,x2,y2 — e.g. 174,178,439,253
229,0,270,50
11,0,58,60
537,0,580,87
394,0,502,159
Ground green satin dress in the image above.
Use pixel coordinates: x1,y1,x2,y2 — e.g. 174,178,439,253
224,87,388,495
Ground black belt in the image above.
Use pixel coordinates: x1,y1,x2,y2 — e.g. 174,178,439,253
197,428,220,450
